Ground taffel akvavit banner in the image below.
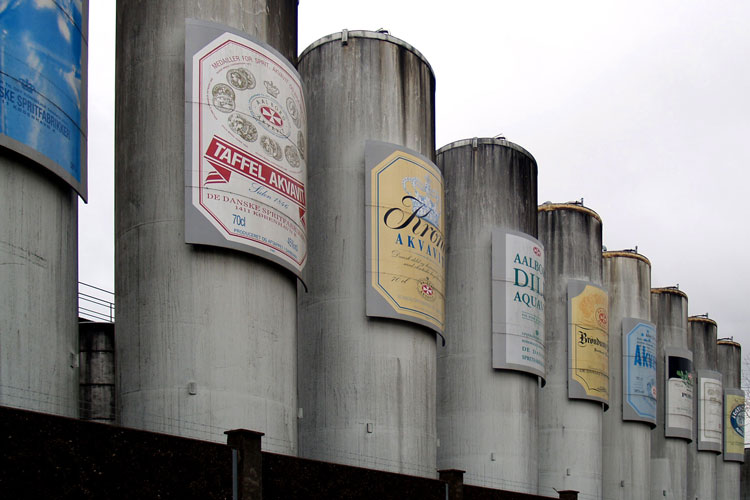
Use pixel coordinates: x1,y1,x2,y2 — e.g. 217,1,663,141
186,20,306,276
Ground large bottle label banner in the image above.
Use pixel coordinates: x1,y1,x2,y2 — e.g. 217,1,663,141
568,281,609,405
665,349,693,439
0,1,88,198
365,140,445,333
724,389,745,462
185,20,307,276
697,370,722,452
622,318,656,424
491,228,545,380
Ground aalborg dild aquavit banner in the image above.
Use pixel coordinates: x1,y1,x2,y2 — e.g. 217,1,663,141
185,20,307,276
491,229,545,380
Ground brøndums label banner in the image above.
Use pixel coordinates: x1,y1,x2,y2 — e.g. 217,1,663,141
186,21,307,276
365,141,445,333
568,281,609,404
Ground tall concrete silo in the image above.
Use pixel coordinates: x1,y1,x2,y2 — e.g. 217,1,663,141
436,138,539,492
650,287,691,500
717,339,743,500
116,1,300,452
602,251,655,499
538,202,606,498
687,316,722,499
296,31,437,477
0,1,88,417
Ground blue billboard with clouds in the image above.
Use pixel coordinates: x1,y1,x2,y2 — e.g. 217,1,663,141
0,0,87,198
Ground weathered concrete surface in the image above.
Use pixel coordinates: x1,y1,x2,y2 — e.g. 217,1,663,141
0,151,79,418
537,203,603,499
436,138,539,492
115,0,299,451
650,288,690,500
602,251,652,499
297,31,437,477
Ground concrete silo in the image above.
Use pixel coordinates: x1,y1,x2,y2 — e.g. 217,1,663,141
436,138,539,492
537,202,606,498
717,339,743,500
650,287,691,500
0,1,88,417
687,316,722,499
296,31,438,477
602,250,655,499
116,1,300,452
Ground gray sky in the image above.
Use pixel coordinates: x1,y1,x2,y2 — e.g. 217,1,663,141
80,1,750,351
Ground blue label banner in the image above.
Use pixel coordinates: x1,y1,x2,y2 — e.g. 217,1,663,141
622,319,656,424
0,1,87,198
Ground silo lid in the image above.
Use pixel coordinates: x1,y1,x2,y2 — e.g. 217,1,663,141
436,137,536,165
299,30,435,80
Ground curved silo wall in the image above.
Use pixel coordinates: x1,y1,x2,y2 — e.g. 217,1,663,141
650,287,691,500
0,1,87,418
717,340,743,500
436,138,539,492
115,1,300,452
296,31,437,477
602,251,654,499
687,316,721,500
537,203,605,498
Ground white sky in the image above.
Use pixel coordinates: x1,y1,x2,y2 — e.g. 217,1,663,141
80,1,750,353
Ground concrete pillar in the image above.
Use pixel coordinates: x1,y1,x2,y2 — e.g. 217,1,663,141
226,429,264,500
439,469,465,500
650,287,691,500
537,203,604,499
79,321,115,422
296,31,437,476
436,138,539,492
116,1,299,451
717,340,742,500
602,251,653,499
687,316,721,500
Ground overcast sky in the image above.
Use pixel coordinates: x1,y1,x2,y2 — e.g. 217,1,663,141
80,1,750,354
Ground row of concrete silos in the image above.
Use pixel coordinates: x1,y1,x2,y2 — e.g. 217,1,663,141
2,2,745,499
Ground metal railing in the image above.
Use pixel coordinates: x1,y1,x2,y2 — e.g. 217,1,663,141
78,282,115,323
